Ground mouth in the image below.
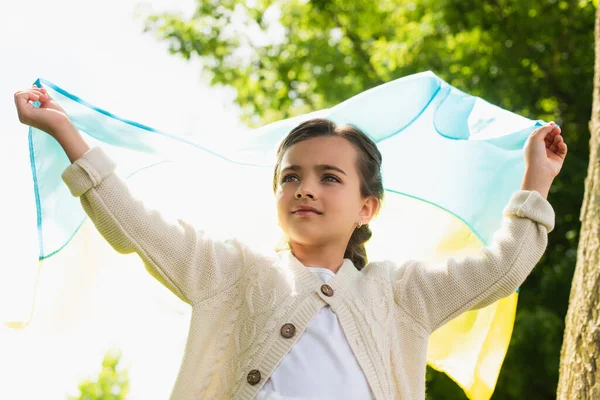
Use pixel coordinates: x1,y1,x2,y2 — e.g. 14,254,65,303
292,210,322,216
291,205,323,216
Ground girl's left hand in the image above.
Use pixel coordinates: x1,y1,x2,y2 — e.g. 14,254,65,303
524,121,568,179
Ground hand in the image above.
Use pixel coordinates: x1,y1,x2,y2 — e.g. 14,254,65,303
14,85,72,137
523,121,568,179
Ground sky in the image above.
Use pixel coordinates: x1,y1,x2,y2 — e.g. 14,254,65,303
0,0,248,266
0,0,248,398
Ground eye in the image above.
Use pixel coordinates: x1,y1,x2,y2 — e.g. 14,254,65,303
281,174,299,183
323,174,341,183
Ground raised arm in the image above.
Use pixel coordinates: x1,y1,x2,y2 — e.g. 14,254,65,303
392,189,554,333
62,147,251,304
15,86,249,305
392,122,566,333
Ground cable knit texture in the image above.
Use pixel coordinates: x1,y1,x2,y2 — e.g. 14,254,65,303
61,147,555,400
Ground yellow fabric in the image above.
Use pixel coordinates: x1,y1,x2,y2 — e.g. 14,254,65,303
366,191,526,400
427,218,520,399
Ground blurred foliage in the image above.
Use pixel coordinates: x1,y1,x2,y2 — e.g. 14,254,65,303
69,349,129,400
143,0,595,398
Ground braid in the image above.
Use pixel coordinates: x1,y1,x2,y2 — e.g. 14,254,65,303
344,224,373,270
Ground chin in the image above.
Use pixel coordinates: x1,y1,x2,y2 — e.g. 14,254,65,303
287,228,327,246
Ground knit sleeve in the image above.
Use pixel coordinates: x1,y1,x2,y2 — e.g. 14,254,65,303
391,190,555,333
61,147,248,305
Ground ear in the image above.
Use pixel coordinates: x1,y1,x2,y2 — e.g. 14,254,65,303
359,196,379,223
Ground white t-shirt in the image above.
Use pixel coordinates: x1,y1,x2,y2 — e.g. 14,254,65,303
256,267,375,400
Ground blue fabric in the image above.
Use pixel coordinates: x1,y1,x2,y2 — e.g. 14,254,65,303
29,71,542,260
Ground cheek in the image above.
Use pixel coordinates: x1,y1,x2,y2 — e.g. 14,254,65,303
275,187,292,214
326,190,360,219
325,189,348,208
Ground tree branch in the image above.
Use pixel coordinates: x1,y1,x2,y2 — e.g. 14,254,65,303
324,8,384,85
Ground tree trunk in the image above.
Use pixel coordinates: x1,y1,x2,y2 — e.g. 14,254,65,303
556,4,600,399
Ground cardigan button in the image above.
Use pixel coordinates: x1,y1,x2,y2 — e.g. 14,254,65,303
280,323,296,338
321,284,334,297
247,369,261,385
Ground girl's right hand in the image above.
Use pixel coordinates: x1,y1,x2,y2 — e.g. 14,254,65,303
14,85,72,137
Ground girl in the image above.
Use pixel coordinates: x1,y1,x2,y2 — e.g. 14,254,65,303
14,85,567,400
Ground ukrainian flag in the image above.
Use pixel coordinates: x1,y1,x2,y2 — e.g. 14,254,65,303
4,71,542,399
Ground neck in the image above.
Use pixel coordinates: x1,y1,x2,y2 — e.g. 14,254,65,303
289,242,346,273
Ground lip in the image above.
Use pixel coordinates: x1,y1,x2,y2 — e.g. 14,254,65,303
291,205,322,215
293,210,321,216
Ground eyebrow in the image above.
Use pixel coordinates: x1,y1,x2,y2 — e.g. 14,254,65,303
281,164,347,176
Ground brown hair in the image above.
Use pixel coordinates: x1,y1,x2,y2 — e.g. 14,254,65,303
272,118,384,270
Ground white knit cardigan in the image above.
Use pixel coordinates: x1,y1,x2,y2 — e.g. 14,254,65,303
62,147,555,399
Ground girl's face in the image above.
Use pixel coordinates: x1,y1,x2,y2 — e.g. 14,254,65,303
276,136,373,249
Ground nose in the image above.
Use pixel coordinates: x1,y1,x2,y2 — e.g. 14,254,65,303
295,182,316,199
296,192,314,199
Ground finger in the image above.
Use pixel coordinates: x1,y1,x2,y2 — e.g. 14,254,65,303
545,132,559,147
533,123,557,140
14,92,45,116
545,124,561,137
28,89,45,98
539,126,561,144
558,142,568,157
37,88,51,100
29,87,48,96
547,135,562,147
14,93,36,122
553,135,564,145
552,134,563,146
14,91,40,105
550,142,568,158
25,88,51,104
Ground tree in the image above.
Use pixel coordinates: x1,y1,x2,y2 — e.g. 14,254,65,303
141,1,595,398
556,3,600,399
69,349,129,400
